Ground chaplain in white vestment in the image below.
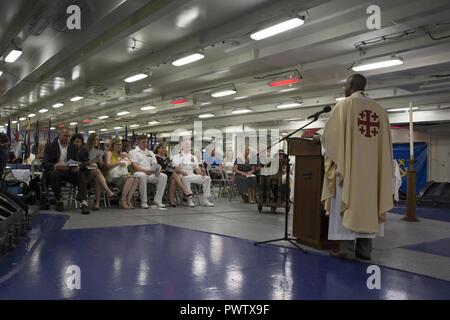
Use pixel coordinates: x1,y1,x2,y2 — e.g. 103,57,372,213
321,74,394,260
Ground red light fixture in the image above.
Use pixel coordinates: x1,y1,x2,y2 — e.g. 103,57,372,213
268,77,301,87
82,119,93,123
170,98,188,105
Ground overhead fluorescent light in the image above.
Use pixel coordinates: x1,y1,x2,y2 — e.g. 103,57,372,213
200,102,212,106
70,122,78,126
117,111,130,116
0,71,3,77
52,103,64,108
280,88,297,93
28,113,36,118
5,49,23,63
148,120,160,125
232,109,252,114
172,53,204,67
19,117,26,121
50,127,56,130
276,102,302,109
88,130,96,134
39,108,48,113
269,77,301,87
11,120,18,124
353,57,404,72
141,106,156,111
250,17,305,41
212,88,237,98
100,128,108,132
234,96,248,100
124,73,148,83
130,124,140,128
199,113,215,118
98,115,109,119
336,97,346,101
170,98,188,104
114,127,122,130
70,96,84,102
387,107,418,112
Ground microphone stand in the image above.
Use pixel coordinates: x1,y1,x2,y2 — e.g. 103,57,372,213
254,115,321,252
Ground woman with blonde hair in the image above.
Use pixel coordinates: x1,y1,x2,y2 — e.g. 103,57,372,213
154,143,192,207
86,133,105,170
105,138,138,209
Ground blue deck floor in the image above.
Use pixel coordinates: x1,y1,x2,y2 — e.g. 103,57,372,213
0,214,449,300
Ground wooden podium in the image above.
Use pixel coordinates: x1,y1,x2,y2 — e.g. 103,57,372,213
288,138,337,250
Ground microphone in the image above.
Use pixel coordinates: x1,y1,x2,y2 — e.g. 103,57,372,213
307,105,332,120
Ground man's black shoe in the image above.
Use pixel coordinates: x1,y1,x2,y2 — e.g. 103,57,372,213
55,201,64,212
81,205,90,215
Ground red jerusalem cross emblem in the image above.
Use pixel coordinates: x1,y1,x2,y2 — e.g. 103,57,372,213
357,110,380,138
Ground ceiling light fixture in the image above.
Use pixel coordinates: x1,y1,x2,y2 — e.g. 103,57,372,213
124,73,148,83
353,56,404,72
39,108,48,113
141,106,156,110
0,71,3,77
52,103,64,108
19,117,26,121
88,130,96,134
269,77,301,87
70,96,84,102
276,102,302,109
170,98,188,104
234,96,248,100
98,115,109,119
148,120,160,125
100,128,108,132
198,113,215,118
232,109,252,114
211,86,237,98
250,17,305,41
114,127,122,130
50,127,56,130
172,53,205,67
5,49,23,63
200,102,212,106
130,124,140,128
117,111,130,116
28,113,36,118
11,120,18,124
70,122,78,126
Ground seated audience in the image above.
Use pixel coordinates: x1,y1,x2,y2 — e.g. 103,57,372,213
105,138,138,209
233,146,257,204
42,128,89,214
154,143,193,207
204,148,224,180
86,133,105,171
129,135,167,209
171,139,214,207
69,134,115,210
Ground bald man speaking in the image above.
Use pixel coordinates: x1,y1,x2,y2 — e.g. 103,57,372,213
321,74,393,261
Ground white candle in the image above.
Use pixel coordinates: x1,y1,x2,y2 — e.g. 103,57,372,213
409,102,414,160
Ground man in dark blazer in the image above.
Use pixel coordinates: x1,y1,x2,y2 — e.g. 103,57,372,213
43,128,89,214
